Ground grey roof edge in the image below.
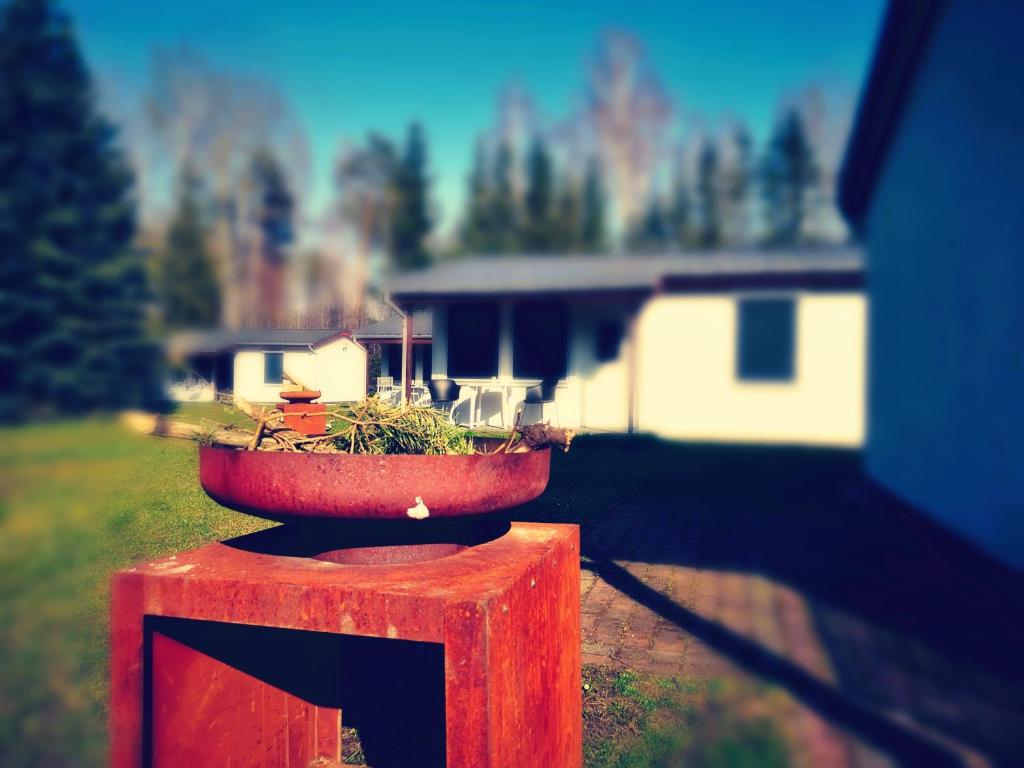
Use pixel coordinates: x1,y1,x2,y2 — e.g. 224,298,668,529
388,248,865,299
167,329,360,355
354,311,433,340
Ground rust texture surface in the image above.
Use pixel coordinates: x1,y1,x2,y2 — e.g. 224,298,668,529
198,446,551,521
149,626,341,767
110,522,581,768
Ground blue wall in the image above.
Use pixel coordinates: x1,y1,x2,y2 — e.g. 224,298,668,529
865,0,1024,567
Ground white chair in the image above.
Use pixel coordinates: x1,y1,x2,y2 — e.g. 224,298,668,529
410,382,432,407
376,376,395,403
473,382,508,428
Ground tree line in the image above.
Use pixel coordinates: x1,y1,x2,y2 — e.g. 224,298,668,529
143,29,845,339
0,0,848,420
457,106,822,256
0,0,159,419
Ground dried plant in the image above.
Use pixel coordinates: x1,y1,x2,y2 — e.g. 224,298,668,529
325,397,473,455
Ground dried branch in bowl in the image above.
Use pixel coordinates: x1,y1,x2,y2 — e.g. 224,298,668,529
131,396,575,456
504,424,576,453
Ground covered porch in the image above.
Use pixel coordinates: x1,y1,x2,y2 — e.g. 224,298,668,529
416,297,640,431
387,257,664,431
354,310,433,402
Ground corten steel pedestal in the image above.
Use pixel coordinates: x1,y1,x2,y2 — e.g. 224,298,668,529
110,446,581,768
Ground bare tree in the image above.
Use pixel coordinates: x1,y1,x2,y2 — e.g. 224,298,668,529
775,83,855,243
483,80,537,199
718,120,755,246
333,135,398,328
144,47,309,328
585,31,672,238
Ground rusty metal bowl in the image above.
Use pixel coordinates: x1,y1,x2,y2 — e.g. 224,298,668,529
199,446,550,522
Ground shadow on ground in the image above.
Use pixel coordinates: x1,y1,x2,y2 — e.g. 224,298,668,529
517,435,1024,767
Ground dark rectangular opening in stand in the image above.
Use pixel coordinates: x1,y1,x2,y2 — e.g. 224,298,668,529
145,617,445,768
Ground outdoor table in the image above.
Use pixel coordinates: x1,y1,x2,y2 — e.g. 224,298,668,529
467,379,543,427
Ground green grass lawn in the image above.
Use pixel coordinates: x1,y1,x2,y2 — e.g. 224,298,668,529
0,416,792,767
169,400,258,429
0,418,271,767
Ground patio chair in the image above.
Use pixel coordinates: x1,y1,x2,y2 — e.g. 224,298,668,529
426,378,462,422
520,377,560,426
410,382,432,407
376,375,397,404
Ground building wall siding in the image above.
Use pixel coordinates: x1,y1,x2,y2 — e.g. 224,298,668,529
864,0,1024,567
571,303,632,432
637,293,865,446
428,295,864,443
233,337,367,403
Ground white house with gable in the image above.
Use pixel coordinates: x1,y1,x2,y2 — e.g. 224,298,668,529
168,329,368,403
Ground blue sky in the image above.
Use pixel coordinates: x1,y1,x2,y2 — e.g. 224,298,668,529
65,0,885,230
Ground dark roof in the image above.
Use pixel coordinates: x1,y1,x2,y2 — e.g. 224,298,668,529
355,311,432,340
388,248,864,301
168,329,352,356
839,0,950,231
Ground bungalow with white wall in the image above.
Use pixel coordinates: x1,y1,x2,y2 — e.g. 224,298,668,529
167,329,368,403
389,248,866,447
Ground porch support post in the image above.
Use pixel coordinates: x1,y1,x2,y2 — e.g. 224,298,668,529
498,301,514,379
626,309,639,434
432,303,447,378
402,308,414,405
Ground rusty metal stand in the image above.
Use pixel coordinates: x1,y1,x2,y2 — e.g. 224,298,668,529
110,522,581,767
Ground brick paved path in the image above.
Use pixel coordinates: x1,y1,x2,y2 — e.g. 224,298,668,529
519,440,1024,768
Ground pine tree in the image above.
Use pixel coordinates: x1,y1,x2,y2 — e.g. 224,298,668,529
626,197,669,253
666,171,692,249
247,148,294,327
579,158,606,252
489,142,519,253
156,166,221,329
0,0,159,419
522,137,555,252
461,142,493,252
390,122,432,271
696,140,721,249
723,124,753,245
250,148,295,256
552,179,582,254
761,109,818,245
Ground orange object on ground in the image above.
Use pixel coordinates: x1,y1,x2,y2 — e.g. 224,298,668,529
279,389,327,436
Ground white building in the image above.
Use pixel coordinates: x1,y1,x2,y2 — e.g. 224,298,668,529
389,248,866,447
839,0,1024,566
167,329,368,403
